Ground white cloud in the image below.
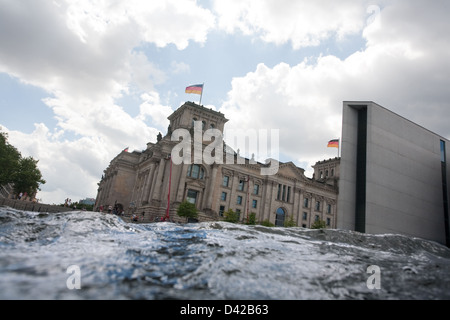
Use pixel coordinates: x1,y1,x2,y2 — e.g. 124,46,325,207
171,61,191,74
0,0,215,203
1,0,449,204
214,0,369,49
138,92,173,130
219,0,450,177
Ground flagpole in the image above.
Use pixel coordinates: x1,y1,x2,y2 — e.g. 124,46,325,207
199,83,204,105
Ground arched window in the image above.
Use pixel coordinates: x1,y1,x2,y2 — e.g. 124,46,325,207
192,118,197,127
275,207,286,227
202,120,206,130
187,164,205,180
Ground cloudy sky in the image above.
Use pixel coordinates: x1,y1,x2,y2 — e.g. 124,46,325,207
1,0,449,205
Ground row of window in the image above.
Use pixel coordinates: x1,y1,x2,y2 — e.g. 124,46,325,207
319,169,335,179
221,184,333,214
221,191,258,208
187,168,333,214
277,184,291,202
192,118,216,130
223,175,261,195
217,204,332,227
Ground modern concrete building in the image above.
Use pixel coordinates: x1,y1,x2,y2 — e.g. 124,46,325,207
338,101,450,246
95,101,339,227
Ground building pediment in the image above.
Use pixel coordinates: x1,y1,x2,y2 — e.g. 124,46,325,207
186,179,206,189
276,162,307,182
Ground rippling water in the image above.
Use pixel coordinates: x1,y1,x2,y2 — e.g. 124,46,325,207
0,206,449,300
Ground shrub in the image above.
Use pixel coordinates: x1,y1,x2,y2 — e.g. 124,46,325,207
311,219,327,229
177,200,198,221
224,209,239,223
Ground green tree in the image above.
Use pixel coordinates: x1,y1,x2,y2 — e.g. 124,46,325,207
311,219,327,229
177,200,198,221
0,131,21,186
13,157,46,197
0,130,45,197
224,209,239,223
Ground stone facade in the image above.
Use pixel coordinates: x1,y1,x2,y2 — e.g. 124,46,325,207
95,102,339,227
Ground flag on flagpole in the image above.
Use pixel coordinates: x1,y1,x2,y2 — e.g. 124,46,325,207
185,84,203,95
327,139,339,148
123,147,129,152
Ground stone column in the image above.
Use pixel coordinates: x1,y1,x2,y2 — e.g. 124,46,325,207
143,163,156,204
205,165,218,209
176,164,189,202
152,158,166,202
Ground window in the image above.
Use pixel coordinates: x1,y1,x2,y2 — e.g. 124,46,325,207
191,118,197,127
187,165,204,179
221,192,227,201
326,218,331,226
302,212,308,220
187,189,198,205
315,215,319,222
238,180,245,191
219,205,225,217
275,208,286,227
223,175,229,187
253,184,260,195
210,123,215,129
237,196,242,205
252,200,257,208
327,204,332,214
236,209,241,221
325,170,329,177
202,121,206,130
331,169,334,176
315,201,321,211
277,184,291,202
304,198,309,208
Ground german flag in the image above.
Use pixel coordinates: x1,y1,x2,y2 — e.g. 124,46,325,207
327,139,339,148
185,84,203,95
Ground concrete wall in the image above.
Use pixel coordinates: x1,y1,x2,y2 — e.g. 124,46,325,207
338,101,449,245
0,197,73,213
337,102,361,231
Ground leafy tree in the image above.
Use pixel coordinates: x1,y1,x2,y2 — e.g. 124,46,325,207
284,215,296,227
177,200,198,221
311,219,327,229
0,130,45,197
13,157,46,196
0,131,21,186
246,212,256,225
224,209,239,223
